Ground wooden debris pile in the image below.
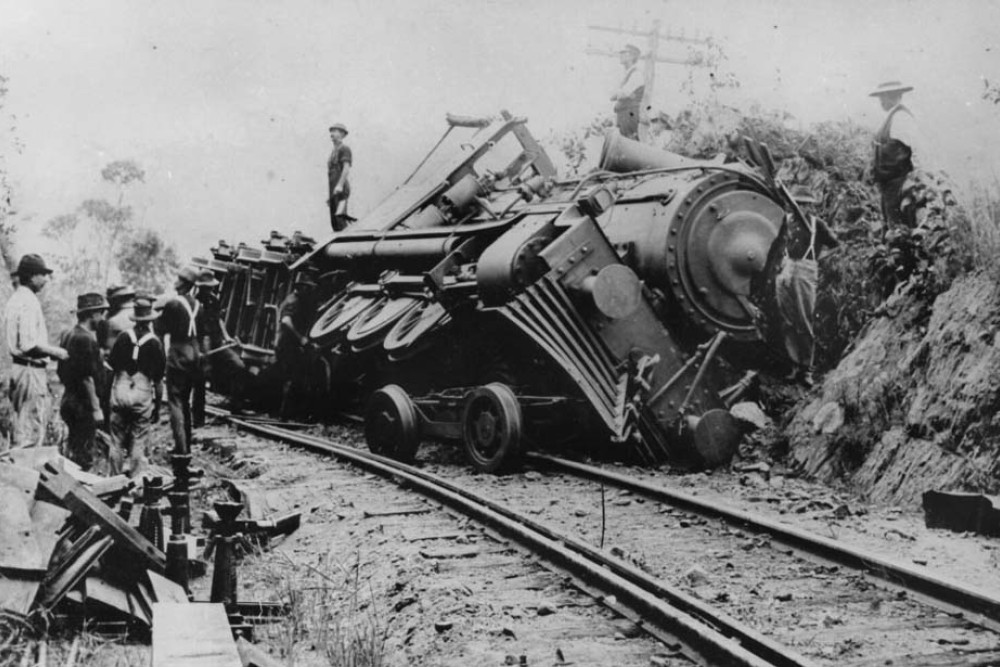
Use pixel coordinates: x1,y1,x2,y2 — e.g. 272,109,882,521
0,445,298,665
0,447,174,638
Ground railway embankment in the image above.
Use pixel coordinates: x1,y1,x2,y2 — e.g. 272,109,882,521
787,270,1000,506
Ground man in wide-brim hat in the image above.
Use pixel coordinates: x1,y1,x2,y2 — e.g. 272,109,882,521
869,80,922,228
4,253,68,451
57,293,109,470
100,285,137,349
108,296,166,477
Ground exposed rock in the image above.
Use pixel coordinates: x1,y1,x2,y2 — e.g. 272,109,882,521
681,565,710,587
536,603,556,616
788,273,1000,506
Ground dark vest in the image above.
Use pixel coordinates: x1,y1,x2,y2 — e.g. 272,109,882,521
872,104,914,184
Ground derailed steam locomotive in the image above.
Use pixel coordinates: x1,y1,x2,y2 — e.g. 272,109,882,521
200,112,803,472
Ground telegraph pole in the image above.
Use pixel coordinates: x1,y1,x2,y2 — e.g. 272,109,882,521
587,21,712,142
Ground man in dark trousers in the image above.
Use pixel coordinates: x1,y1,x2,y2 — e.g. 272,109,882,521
275,274,317,418
870,80,923,228
196,274,251,414
58,292,109,470
108,297,165,477
155,266,208,455
327,122,353,232
97,285,136,429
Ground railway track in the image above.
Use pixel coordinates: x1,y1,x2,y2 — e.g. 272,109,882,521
209,408,1000,666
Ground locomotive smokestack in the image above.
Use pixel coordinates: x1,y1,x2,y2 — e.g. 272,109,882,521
598,129,709,173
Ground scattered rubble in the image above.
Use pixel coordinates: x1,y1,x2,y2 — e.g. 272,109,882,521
0,441,300,665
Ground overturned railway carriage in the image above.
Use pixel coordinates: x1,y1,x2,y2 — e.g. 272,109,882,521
211,113,796,472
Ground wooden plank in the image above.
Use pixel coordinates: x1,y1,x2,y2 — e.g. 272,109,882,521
30,500,71,565
399,528,464,542
84,575,133,618
0,485,44,570
361,505,430,518
0,577,41,616
147,571,189,604
41,466,166,572
419,546,488,559
6,447,66,472
152,602,241,667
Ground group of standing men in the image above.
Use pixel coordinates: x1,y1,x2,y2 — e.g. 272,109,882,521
2,256,240,478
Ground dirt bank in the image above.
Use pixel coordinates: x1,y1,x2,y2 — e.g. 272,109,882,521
788,270,1000,507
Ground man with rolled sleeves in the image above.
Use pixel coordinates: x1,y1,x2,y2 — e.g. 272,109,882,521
155,266,208,456
4,254,68,450
870,80,923,229
611,44,644,140
327,123,353,232
57,293,109,469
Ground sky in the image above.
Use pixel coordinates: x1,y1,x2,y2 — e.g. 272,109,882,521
2,0,1000,265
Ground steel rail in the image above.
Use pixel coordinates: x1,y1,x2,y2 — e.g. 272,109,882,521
529,453,1000,634
207,407,814,667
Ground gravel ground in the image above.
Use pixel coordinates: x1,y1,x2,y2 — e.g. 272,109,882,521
29,413,1000,666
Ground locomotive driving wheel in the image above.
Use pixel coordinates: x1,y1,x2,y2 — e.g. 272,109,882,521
364,385,420,464
310,293,376,344
461,383,522,474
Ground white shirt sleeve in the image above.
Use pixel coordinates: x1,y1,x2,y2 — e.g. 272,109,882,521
890,111,927,170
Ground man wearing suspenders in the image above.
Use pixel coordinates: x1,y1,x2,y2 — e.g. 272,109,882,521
108,297,165,477
155,266,208,456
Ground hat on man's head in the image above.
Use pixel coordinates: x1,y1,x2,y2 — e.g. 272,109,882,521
16,254,53,278
790,185,819,204
869,81,913,97
620,44,641,58
196,269,220,288
107,285,136,303
74,292,110,314
176,265,201,286
130,297,159,322
329,123,349,136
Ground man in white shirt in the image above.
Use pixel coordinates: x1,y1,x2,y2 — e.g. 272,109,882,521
611,44,644,140
4,254,68,450
870,81,925,228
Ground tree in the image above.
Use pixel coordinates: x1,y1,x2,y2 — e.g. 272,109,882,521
117,228,180,295
43,159,146,287
43,159,180,314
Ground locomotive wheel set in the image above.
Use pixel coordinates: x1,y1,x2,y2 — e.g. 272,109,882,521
199,112,802,473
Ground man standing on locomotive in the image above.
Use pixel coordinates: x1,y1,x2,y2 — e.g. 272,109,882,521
869,81,923,229
4,254,68,450
611,44,644,140
156,266,209,455
327,123,353,232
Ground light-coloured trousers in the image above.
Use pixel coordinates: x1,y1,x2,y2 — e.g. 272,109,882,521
8,365,50,450
110,372,155,477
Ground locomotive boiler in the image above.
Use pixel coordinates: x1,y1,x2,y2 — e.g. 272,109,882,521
204,112,800,472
